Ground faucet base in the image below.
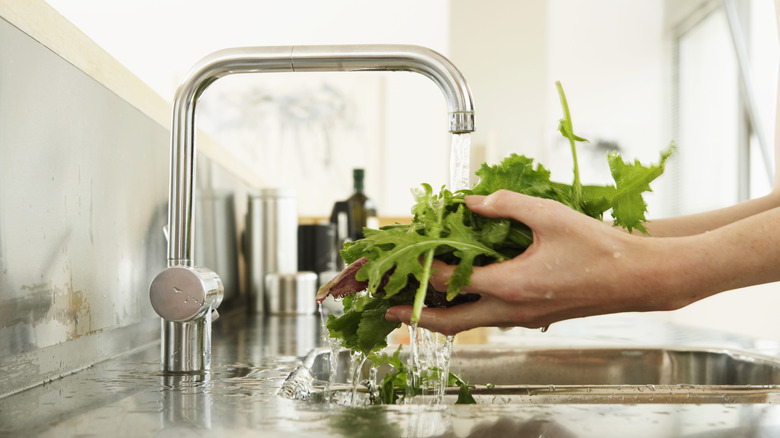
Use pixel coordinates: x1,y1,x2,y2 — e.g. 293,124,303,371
161,318,212,373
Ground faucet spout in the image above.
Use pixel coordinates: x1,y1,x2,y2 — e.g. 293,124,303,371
151,44,476,373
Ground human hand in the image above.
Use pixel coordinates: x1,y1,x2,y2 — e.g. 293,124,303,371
385,190,685,335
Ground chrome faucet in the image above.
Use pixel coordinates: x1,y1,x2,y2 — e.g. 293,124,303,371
148,45,476,373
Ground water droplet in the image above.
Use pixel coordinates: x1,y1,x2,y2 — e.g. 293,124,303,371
173,287,183,294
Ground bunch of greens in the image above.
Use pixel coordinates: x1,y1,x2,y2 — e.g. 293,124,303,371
369,346,476,405
326,81,673,356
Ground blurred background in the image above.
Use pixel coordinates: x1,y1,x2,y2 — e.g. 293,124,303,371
42,0,780,336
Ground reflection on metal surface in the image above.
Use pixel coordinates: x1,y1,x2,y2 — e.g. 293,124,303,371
284,346,780,404
0,16,171,396
161,373,213,432
5,315,780,437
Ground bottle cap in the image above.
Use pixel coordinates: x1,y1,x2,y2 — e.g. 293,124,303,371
353,168,365,191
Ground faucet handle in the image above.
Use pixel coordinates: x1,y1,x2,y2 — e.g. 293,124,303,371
149,266,223,322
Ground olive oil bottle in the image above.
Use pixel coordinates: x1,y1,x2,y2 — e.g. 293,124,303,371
346,168,378,241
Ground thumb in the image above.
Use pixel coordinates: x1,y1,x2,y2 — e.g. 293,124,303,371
466,190,568,229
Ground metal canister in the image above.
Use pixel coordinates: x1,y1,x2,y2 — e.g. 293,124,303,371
245,188,298,313
264,271,318,315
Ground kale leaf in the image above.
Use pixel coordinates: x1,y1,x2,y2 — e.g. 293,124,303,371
327,82,673,356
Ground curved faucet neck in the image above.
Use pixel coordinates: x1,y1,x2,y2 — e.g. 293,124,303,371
167,44,475,266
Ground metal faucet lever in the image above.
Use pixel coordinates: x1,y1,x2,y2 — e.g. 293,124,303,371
149,44,476,373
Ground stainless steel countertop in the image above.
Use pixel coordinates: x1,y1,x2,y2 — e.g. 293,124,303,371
2,312,780,437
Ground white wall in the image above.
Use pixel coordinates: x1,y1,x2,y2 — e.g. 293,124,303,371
449,0,549,169
45,0,452,217
450,0,673,214
545,0,673,216
43,0,675,217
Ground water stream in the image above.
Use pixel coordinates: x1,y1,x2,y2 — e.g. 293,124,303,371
402,133,471,404
449,133,472,193
322,134,472,406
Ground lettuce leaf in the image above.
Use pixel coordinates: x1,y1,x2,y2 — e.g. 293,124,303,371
328,82,673,355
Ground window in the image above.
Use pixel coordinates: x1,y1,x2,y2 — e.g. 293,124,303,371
672,0,777,216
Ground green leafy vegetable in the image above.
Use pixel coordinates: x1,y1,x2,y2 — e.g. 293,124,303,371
450,372,477,405
327,82,674,357
368,346,476,405
329,406,402,438
327,291,411,354
557,80,585,205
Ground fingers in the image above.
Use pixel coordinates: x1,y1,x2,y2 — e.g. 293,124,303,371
429,236,527,298
385,302,487,336
428,192,537,295
385,296,539,336
465,190,570,229
429,259,455,292
429,258,506,296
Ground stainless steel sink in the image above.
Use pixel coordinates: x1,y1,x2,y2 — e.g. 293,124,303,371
281,345,780,404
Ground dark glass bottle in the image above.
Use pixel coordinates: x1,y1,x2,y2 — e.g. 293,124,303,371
346,168,378,241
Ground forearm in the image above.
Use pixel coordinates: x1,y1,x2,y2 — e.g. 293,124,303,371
630,190,780,237
646,204,780,310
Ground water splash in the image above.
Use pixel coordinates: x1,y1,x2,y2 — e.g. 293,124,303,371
435,335,455,404
319,302,344,403
406,323,421,403
400,133,471,405
349,352,368,406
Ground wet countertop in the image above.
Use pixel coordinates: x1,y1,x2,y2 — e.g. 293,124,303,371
2,312,780,437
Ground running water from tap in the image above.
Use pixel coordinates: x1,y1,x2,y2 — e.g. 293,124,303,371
449,133,472,192
405,133,471,404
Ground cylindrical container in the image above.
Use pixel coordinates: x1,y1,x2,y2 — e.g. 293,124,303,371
264,271,318,315
246,188,298,313
298,223,337,280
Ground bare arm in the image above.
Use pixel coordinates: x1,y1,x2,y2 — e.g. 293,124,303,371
385,190,780,335
620,190,780,237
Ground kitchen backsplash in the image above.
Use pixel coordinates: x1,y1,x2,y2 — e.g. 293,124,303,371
0,14,246,397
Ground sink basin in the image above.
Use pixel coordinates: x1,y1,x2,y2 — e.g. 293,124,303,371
281,346,780,404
